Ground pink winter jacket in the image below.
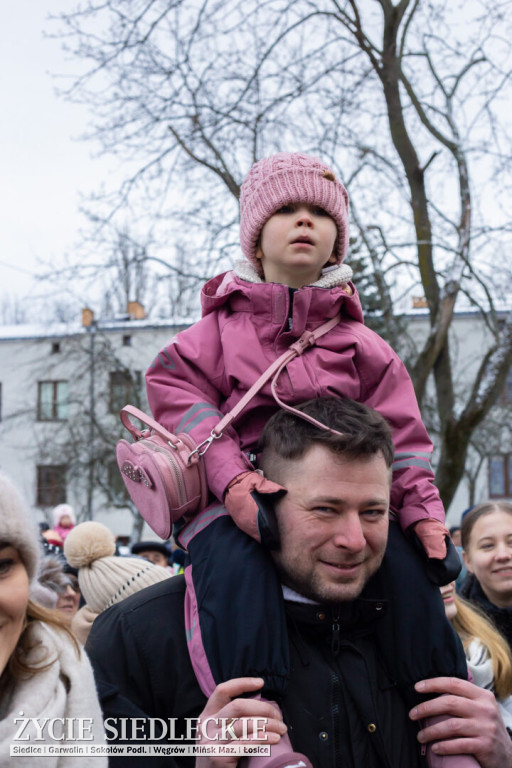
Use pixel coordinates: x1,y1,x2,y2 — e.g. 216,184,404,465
146,264,445,530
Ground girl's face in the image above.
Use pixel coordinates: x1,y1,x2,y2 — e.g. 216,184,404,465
440,581,458,621
0,544,29,677
255,203,337,288
58,514,73,529
463,509,512,608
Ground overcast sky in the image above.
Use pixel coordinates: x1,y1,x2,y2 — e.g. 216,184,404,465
0,1,113,311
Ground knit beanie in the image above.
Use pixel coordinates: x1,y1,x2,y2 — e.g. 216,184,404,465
63,521,171,613
240,152,350,272
0,473,40,583
52,503,76,527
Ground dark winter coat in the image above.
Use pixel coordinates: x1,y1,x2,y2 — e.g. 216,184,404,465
86,575,427,768
461,574,512,652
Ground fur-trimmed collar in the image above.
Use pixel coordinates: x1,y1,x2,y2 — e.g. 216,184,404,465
234,260,353,289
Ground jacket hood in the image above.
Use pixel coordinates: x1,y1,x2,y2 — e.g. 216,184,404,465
201,261,364,324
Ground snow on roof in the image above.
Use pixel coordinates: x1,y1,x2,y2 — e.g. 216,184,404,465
0,317,193,342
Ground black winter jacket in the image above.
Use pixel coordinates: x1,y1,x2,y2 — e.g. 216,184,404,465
461,574,512,652
86,576,426,768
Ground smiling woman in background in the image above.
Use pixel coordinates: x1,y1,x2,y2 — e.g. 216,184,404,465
0,473,106,767
460,501,512,651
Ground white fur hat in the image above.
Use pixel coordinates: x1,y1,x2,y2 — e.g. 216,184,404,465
52,503,76,527
64,521,171,613
0,473,40,583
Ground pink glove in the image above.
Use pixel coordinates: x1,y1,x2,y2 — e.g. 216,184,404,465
413,519,449,559
225,471,286,542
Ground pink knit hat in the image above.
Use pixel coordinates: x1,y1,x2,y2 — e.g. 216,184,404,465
240,152,349,272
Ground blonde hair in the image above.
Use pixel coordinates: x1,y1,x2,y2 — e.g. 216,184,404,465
452,593,512,700
7,600,80,681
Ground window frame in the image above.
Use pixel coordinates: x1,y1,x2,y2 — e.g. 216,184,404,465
36,465,67,507
488,454,512,498
109,370,141,414
37,380,69,421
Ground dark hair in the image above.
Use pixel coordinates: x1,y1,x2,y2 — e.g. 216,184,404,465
461,500,512,551
259,397,394,471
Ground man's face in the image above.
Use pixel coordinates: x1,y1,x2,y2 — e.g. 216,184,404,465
271,444,390,604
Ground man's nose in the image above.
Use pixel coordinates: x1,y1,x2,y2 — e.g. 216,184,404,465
332,514,366,552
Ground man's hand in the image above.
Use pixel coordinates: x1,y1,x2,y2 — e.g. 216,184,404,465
195,677,287,768
409,677,512,768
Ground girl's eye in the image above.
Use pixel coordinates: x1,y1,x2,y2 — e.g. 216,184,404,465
276,205,294,214
313,207,329,216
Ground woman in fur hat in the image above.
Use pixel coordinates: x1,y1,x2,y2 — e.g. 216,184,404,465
0,474,106,766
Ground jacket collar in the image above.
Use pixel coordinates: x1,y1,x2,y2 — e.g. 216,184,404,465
201,263,364,326
233,260,353,288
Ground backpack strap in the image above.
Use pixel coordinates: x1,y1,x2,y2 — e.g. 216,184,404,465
189,313,342,458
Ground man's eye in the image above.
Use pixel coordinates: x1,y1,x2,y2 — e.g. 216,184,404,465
362,509,385,518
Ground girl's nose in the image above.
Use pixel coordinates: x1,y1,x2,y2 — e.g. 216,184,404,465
295,207,313,227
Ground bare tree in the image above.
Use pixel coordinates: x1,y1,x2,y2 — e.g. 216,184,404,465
50,0,512,511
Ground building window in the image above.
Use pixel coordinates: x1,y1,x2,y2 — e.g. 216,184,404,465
109,371,141,413
37,465,67,507
489,455,512,497
122,335,132,347
37,381,69,421
0,382,2,422
501,366,512,405
51,342,61,354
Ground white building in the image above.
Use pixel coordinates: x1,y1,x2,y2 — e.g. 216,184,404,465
0,302,509,538
0,303,188,540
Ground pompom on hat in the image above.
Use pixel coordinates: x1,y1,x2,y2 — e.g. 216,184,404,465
0,473,40,583
64,521,171,614
240,152,350,273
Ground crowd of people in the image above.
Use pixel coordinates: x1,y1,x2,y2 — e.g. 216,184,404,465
1,151,512,767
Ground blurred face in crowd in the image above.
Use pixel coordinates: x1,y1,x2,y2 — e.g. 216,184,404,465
56,577,81,618
440,581,458,621
58,515,73,529
0,544,29,677
463,508,512,608
138,550,168,568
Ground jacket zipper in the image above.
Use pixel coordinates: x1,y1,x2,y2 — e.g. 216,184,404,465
144,442,187,506
331,612,340,656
